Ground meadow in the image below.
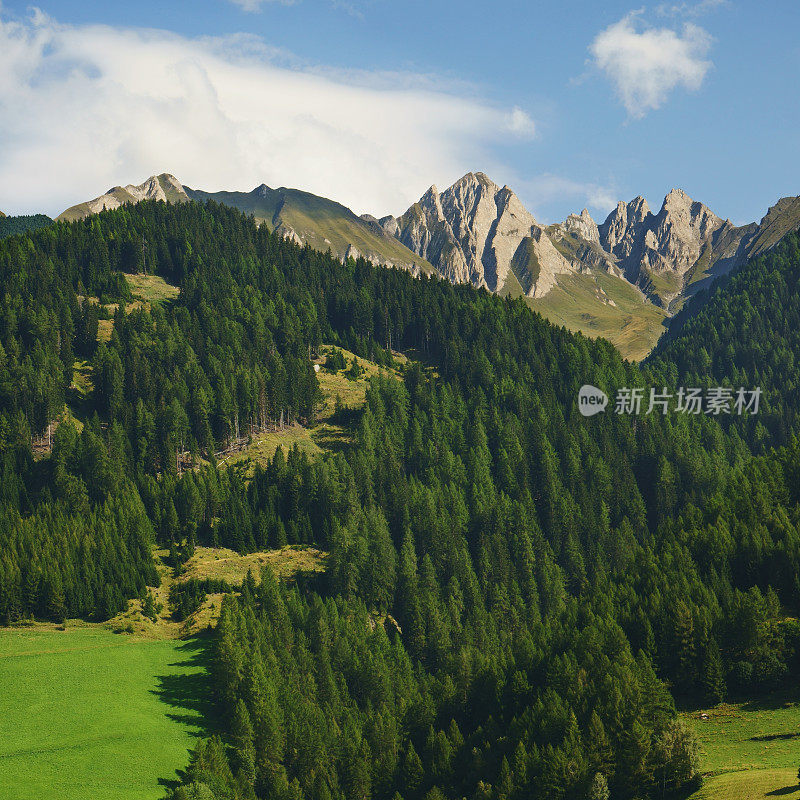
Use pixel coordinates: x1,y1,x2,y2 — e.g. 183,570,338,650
685,695,800,800
528,269,669,361
0,625,212,800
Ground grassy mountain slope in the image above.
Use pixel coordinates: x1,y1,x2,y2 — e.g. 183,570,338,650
185,184,434,274
747,196,800,255
523,269,668,361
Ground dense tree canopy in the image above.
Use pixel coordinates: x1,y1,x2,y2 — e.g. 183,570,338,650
651,230,800,451
3,199,800,800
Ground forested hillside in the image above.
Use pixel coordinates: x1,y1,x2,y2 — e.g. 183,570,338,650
2,200,800,800
650,230,800,451
0,213,53,239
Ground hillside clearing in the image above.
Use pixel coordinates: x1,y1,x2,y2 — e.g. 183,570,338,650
220,345,406,474
0,626,212,800
180,544,327,587
685,696,800,800
86,272,179,343
106,545,327,639
123,272,180,305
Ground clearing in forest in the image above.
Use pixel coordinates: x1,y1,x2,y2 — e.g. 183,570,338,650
0,625,212,800
685,695,800,800
220,344,407,474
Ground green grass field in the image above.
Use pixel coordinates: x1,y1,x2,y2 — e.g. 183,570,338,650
0,625,212,800
529,270,669,361
685,695,800,800
123,272,180,306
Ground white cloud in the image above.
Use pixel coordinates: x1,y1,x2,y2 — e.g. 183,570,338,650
513,174,620,223
657,0,727,18
590,11,712,118
507,106,536,138
228,0,297,12
0,9,535,217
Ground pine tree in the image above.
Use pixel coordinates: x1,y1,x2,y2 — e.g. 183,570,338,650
231,699,256,786
588,772,610,800
700,637,726,705
401,743,424,795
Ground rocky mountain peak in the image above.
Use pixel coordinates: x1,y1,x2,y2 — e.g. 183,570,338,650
594,188,733,306
562,208,600,244
157,173,185,192
663,187,690,205
599,198,649,265
57,174,190,222
383,172,569,297
418,185,443,216
628,195,651,221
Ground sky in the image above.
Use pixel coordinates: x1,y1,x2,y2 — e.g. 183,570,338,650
0,0,798,225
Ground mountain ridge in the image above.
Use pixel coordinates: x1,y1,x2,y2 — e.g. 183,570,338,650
58,174,434,276
56,171,800,359
386,177,800,309
57,174,190,222
184,182,434,275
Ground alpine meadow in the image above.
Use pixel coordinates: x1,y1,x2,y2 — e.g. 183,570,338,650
2,2,800,800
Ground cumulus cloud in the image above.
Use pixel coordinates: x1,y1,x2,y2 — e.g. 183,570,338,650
590,11,712,118
0,9,535,217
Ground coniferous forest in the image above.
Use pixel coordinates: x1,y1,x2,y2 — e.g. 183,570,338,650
4,200,800,800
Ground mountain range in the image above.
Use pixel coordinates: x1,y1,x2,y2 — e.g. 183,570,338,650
57,172,800,359
57,175,433,277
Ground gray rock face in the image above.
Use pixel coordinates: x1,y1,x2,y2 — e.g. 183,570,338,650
57,174,190,221
382,172,574,297
642,189,724,274
601,197,649,261
548,209,621,276
388,173,800,309
598,190,741,306
562,208,600,244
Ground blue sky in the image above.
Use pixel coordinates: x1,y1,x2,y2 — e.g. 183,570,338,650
0,0,798,225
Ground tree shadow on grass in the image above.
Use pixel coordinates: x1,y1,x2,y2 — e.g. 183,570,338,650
152,633,220,794
310,425,355,454
740,691,799,712
766,786,800,797
750,731,800,742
